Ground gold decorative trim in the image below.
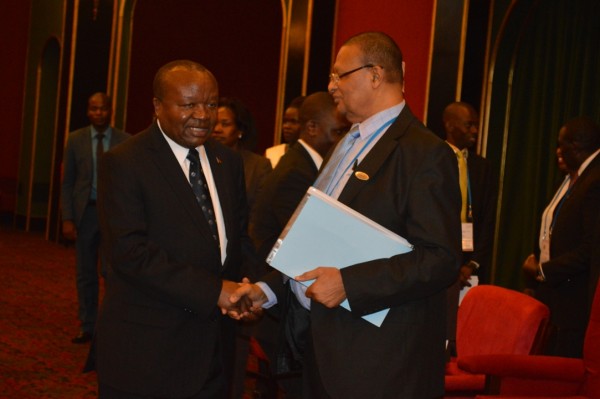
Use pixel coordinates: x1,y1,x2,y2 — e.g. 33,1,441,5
27,64,43,231
423,0,438,125
301,0,313,95
478,0,495,156
456,0,470,101
65,0,80,143
273,0,290,146
330,0,339,68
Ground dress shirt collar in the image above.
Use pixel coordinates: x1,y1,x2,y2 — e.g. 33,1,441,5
446,142,469,159
158,120,192,168
91,125,112,140
297,138,324,169
353,101,405,140
578,148,600,176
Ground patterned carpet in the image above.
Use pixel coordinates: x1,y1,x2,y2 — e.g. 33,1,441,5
0,226,273,399
0,227,98,398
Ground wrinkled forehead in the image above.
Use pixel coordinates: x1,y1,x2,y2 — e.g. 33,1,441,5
166,70,218,96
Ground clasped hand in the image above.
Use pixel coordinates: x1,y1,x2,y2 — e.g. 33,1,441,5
222,266,347,320
220,278,267,321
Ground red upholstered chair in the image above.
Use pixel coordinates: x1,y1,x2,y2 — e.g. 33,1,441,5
245,336,280,398
458,279,600,399
444,285,550,398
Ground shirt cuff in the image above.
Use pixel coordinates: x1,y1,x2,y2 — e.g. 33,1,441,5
256,281,277,308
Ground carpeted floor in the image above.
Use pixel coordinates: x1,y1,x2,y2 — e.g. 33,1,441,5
0,227,98,398
0,226,275,399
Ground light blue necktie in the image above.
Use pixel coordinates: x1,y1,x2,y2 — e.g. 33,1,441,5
314,128,360,195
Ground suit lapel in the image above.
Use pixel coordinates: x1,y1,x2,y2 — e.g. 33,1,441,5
338,106,416,205
146,124,217,242
571,152,600,190
204,140,235,249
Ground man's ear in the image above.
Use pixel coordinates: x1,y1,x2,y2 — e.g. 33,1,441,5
152,97,161,114
306,120,318,136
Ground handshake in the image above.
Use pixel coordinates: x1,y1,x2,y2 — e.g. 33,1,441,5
218,278,268,321
218,266,348,320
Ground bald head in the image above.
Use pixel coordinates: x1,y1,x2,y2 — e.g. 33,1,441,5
442,102,479,150
558,116,600,171
343,31,404,84
153,60,217,100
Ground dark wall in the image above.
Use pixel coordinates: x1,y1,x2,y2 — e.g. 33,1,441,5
0,2,30,212
335,1,436,122
69,0,114,132
126,1,282,153
427,1,490,139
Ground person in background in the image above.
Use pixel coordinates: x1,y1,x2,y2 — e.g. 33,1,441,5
522,142,580,298
265,96,306,168
246,91,350,398
231,31,461,399
91,60,255,398
60,92,130,344
212,97,272,214
442,101,497,357
523,116,600,358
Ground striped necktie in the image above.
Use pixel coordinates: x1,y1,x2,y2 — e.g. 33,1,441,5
187,149,219,242
314,128,360,195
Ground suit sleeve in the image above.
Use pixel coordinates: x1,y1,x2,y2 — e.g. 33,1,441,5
542,177,600,285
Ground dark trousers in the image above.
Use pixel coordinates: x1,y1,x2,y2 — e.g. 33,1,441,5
301,331,331,399
75,204,103,333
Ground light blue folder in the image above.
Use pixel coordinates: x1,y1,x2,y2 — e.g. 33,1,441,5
266,187,413,327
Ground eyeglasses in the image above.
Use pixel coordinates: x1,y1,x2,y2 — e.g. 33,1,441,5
329,64,377,84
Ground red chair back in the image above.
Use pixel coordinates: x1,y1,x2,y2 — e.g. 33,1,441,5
456,285,550,358
582,279,600,396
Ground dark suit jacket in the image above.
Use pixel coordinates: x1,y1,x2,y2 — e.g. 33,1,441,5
264,106,462,398
60,125,129,226
538,153,600,344
94,122,252,397
250,141,318,261
464,152,497,283
239,148,272,218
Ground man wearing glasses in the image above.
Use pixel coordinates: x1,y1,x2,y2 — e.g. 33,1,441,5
232,31,461,398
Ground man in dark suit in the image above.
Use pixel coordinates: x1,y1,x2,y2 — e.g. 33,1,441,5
251,91,350,260
523,116,600,358
243,91,349,398
232,32,461,398
93,60,255,398
60,92,130,344
442,102,498,356
442,102,497,285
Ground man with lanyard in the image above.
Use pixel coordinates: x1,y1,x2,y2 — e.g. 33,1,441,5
442,102,497,357
231,31,461,399
523,116,600,358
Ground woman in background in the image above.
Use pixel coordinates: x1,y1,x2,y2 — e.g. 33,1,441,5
212,97,272,213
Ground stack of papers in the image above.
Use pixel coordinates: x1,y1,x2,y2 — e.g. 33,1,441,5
267,187,413,326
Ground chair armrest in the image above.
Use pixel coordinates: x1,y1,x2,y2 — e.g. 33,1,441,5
458,354,585,382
